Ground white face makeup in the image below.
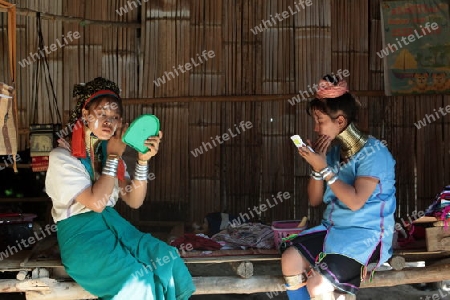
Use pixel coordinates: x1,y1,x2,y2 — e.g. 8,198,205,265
84,98,121,140
313,109,341,139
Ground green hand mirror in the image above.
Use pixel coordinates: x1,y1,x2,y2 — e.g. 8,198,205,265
122,114,160,153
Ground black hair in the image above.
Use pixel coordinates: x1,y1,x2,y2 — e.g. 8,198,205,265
69,77,123,125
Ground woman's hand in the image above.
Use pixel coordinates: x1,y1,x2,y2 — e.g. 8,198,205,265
298,135,331,171
138,131,163,161
311,135,331,157
107,121,128,156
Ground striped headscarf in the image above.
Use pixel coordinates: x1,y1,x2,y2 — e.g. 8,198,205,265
69,77,121,125
69,77,125,181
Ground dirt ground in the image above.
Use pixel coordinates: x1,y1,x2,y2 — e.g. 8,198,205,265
0,283,447,299
191,284,449,300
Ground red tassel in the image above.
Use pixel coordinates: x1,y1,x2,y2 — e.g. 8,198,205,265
118,159,125,181
71,120,86,158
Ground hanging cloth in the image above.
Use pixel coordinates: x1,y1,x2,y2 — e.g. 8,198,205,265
0,0,18,172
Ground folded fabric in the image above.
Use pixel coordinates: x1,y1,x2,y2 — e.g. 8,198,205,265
425,185,450,228
426,185,450,216
212,223,274,249
171,233,222,251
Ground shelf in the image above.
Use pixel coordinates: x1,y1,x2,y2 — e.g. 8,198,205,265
0,197,50,203
0,163,31,169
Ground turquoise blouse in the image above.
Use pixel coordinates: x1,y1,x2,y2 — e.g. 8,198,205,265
302,137,396,266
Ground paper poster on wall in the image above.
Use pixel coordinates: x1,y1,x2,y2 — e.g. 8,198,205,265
380,0,450,95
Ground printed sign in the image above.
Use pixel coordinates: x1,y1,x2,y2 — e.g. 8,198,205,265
380,0,450,95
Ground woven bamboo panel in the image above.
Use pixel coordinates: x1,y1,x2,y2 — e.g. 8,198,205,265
0,0,448,227
222,144,261,222
416,96,446,208
444,95,450,186
295,27,332,91
154,103,190,201
219,102,261,220
294,176,325,225
370,19,383,72
188,117,221,179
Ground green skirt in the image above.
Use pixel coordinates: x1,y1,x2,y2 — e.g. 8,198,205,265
57,206,195,300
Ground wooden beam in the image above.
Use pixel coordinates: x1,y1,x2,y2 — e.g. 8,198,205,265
1,264,450,297
14,7,140,28
193,275,284,294
0,278,95,299
123,95,298,105
25,290,96,300
184,255,281,264
362,263,450,288
122,91,386,105
193,264,450,293
394,250,450,262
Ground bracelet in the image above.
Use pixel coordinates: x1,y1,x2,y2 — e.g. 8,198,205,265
319,166,334,181
311,169,321,177
327,174,339,185
137,159,148,166
321,170,332,180
134,162,149,181
102,157,119,177
318,166,330,177
310,170,322,180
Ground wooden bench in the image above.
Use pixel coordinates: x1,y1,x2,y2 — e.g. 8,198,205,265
1,247,450,299
2,219,450,299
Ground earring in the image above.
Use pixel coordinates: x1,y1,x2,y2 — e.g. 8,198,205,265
82,117,88,126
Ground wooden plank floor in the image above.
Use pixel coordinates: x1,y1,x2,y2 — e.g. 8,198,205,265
0,251,33,270
1,248,449,270
1,237,449,297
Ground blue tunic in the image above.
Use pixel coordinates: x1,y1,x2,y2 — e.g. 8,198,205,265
301,137,396,266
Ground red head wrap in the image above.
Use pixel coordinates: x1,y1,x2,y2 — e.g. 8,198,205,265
315,79,349,99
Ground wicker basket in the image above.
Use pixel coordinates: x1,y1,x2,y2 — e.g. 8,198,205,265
272,220,307,248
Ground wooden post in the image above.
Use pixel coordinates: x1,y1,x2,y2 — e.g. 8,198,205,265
229,261,254,278
388,256,406,271
16,270,28,281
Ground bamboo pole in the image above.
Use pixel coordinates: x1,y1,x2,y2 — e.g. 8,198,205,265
361,262,450,288
14,270,450,298
192,263,450,294
121,91,389,105
192,276,284,294
0,278,95,299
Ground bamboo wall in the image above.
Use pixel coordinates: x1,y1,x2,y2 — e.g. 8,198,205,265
0,0,449,227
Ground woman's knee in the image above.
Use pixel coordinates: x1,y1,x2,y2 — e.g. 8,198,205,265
306,272,334,297
281,246,309,274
